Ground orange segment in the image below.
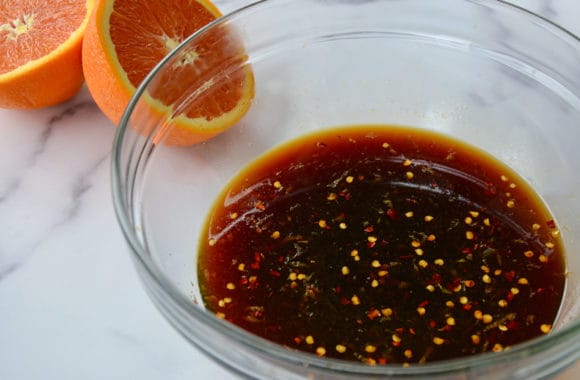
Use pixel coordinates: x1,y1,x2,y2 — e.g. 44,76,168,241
83,0,254,146
0,0,93,109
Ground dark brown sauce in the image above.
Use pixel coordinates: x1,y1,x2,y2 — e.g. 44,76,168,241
198,125,566,365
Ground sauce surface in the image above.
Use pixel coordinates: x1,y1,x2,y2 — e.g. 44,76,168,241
198,125,566,364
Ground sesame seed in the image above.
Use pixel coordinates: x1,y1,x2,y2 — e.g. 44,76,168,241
447,317,456,326
500,175,509,182
433,337,445,345
418,260,428,268
473,310,483,320
208,239,217,247
368,236,378,243
218,299,226,308
371,279,379,288
506,200,515,208
270,230,281,239
297,273,306,280
415,248,424,256
403,159,412,167
371,260,381,268
551,230,560,238
465,231,475,240
229,212,238,219
427,234,436,241
532,223,541,231
446,300,455,308
327,192,337,201
335,344,347,353
346,176,354,183
288,272,297,281
404,349,413,359
341,266,350,275
351,295,361,305
459,296,468,305
316,347,326,356
540,324,552,334
498,299,508,308
350,249,359,257
405,211,414,218
392,334,401,343
492,344,503,352
411,240,421,248
381,308,393,317
471,335,480,345
524,250,534,258
484,218,491,227
339,222,347,230
539,254,548,263
482,274,492,284
494,269,502,276
416,307,426,316
434,258,444,266
406,171,414,180
365,345,377,353
378,270,389,277
424,215,434,222
545,242,555,249
464,217,473,225
498,325,508,332
273,180,282,189
469,211,480,218
426,284,436,292
517,278,529,285
482,314,493,324
510,287,520,295
223,297,232,304
216,312,226,319
226,282,236,290
481,265,490,273
382,142,390,148
237,263,245,271
305,335,314,345
318,220,327,228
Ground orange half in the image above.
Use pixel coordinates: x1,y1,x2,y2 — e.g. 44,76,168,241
0,0,93,109
83,0,254,146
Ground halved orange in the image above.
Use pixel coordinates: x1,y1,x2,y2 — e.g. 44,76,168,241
83,0,254,146
0,0,93,109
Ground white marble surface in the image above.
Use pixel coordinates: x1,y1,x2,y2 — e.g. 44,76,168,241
1,1,579,379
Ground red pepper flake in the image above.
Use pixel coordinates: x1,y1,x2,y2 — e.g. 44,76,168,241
386,208,398,220
409,328,416,335
340,297,350,305
429,320,437,329
269,269,281,277
546,219,556,229
367,309,381,320
364,226,375,233
418,300,429,308
463,304,473,311
504,270,516,282
377,357,388,365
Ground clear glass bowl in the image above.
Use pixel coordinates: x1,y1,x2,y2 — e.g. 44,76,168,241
112,1,580,378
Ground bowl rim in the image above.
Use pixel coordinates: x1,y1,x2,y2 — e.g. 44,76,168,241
111,0,580,376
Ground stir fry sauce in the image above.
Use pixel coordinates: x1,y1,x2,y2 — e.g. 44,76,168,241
198,125,565,364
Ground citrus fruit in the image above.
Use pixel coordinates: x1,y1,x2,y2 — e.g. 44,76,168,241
0,0,93,109
82,0,254,146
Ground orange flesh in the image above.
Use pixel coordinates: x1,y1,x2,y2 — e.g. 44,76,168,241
109,0,247,121
0,0,85,74
110,0,218,87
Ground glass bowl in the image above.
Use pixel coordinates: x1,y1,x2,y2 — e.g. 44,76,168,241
111,0,580,378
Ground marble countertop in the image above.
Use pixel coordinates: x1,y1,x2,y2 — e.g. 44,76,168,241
1,1,579,379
